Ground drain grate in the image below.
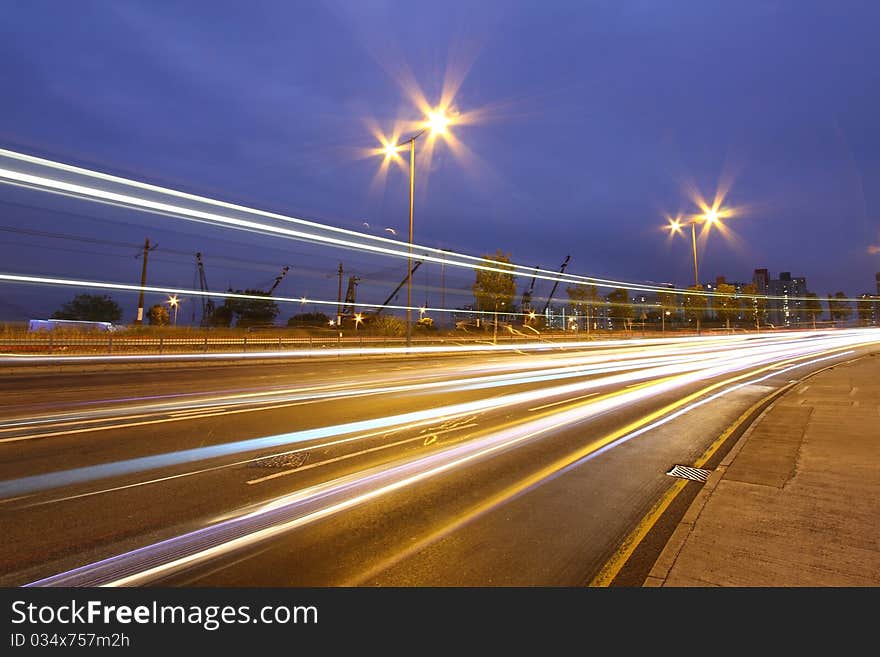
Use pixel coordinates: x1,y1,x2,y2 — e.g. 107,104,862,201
666,465,713,483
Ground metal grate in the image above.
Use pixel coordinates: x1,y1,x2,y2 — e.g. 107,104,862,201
666,465,713,483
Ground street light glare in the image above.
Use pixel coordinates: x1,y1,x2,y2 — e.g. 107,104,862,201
667,218,683,234
427,110,449,135
704,208,719,224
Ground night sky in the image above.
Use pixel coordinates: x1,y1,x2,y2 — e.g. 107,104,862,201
2,1,879,322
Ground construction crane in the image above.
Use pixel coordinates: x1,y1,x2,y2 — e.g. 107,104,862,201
541,255,571,315
372,261,422,317
266,265,290,296
195,252,215,327
340,275,360,317
520,266,538,316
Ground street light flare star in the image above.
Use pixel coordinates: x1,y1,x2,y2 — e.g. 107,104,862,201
427,110,450,135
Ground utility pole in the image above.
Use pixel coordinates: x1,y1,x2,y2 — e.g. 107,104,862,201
134,238,156,325
441,252,446,329
336,262,343,329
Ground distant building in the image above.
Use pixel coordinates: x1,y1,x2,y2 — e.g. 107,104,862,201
753,268,769,295
768,271,809,327
856,294,879,326
876,272,880,296
701,276,746,322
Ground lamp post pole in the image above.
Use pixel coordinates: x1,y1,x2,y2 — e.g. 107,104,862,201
373,108,452,346
406,136,416,347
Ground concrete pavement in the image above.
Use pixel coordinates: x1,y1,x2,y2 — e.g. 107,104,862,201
646,352,880,586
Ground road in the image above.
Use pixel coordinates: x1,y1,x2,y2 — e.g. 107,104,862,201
1,329,878,586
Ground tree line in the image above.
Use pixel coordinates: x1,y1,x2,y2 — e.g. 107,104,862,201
41,265,877,329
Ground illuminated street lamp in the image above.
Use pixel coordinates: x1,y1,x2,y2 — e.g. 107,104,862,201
354,313,364,332
167,295,180,326
665,208,725,287
376,107,455,347
665,206,728,336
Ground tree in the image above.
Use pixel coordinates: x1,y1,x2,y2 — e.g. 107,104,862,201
371,315,406,337
148,304,170,326
221,289,280,328
804,293,823,329
712,283,738,331
605,288,633,331
287,312,330,328
682,285,708,332
657,290,679,330
828,291,852,325
566,283,600,332
51,294,123,323
472,250,517,326
740,283,766,330
208,304,233,328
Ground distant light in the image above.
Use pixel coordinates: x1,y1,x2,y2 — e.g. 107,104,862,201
384,142,399,158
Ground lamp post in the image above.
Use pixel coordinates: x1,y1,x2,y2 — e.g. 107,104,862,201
665,208,723,336
666,209,720,287
167,295,179,326
378,109,452,347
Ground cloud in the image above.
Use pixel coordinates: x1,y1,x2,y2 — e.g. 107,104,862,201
869,245,880,255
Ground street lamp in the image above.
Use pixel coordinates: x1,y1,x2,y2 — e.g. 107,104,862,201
665,207,727,335
376,107,455,347
665,209,724,286
167,295,179,326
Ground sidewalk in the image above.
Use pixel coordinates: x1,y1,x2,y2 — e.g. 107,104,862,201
646,353,880,586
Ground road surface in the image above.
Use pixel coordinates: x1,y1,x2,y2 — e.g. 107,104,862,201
1,329,878,586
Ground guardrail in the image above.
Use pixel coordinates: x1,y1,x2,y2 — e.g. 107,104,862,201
0,327,745,356
0,331,578,355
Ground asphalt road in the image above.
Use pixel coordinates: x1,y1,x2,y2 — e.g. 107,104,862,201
2,329,878,586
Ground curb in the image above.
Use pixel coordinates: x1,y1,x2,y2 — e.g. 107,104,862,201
642,352,872,587
642,400,770,587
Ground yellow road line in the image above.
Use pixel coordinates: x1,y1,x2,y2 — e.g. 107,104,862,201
588,348,865,587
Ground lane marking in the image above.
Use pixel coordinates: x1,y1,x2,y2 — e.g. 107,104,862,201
588,349,867,587
6,415,479,508
245,423,479,485
528,392,599,412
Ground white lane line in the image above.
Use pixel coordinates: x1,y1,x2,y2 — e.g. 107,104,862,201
0,395,365,444
246,423,479,485
528,392,599,412
8,415,479,507
0,411,162,434
169,407,229,416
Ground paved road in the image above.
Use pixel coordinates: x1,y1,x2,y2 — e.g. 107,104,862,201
1,329,878,586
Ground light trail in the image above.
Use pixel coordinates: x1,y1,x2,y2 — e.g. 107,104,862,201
23,333,878,587
0,347,714,441
5,331,876,512
0,148,855,303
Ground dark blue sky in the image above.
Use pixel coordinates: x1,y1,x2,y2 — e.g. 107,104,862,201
2,1,879,321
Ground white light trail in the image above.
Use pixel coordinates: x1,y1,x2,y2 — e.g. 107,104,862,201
23,334,878,587
0,148,852,302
